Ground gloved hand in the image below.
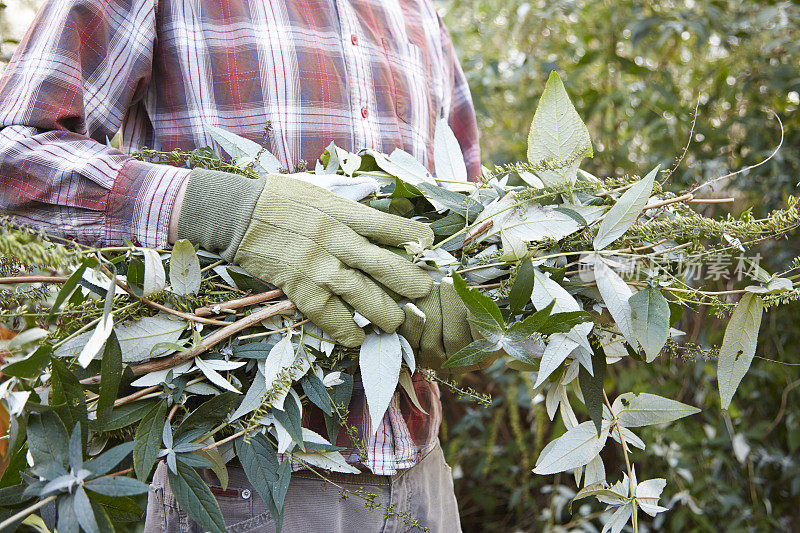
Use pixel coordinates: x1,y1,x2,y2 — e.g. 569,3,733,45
176,169,434,347
398,277,476,370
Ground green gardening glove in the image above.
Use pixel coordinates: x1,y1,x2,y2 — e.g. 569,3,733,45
176,169,434,347
398,277,475,370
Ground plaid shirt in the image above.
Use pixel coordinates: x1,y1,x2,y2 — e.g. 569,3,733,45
0,0,479,475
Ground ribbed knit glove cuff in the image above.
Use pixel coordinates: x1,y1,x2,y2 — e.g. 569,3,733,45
175,169,265,262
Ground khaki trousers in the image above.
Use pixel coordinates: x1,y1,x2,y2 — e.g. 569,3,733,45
143,441,462,533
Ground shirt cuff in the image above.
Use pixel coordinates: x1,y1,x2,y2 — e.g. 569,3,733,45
106,159,191,248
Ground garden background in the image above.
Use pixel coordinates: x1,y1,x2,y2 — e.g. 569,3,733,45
1,0,799,530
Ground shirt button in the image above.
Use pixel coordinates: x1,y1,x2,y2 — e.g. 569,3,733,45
361,107,368,118
351,34,358,45
241,489,251,499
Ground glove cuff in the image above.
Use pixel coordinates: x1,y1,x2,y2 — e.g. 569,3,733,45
176,169,265,261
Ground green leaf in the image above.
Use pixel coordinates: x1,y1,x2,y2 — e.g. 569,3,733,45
718,293,764,410
97,331,122,426
629,287,670,363
170,239,202,295
126,258,145,297
51,357,88,444
27,411,68,476
84,442,136,477
48,257,97,321
323,373,354,443
88,496,115,533
85,476,150,497
301,372,332,415
430,212,467,237
2,345,52,379
509,259,535,315
133,401,168,480
507,303,590,338
235,434,284,532
95,400,157,432
89,492,144,523
580,337,608,436
452,272,504,330
593,165,658,251
527,71,593,185
273,396,305,452
389,177,421,198
415,182,483,222
176,392,239,438
167,461,227,533
442,339,498,368
232,340,276,359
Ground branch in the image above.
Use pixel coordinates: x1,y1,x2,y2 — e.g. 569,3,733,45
0,276,68,284
194,288,285,317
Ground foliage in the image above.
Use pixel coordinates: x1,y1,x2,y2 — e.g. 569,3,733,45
1,71,798,532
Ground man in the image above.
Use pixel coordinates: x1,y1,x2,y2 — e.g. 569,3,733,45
0,0,480,530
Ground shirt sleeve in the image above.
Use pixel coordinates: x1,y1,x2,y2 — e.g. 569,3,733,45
0,0,190,248
438,16,481,181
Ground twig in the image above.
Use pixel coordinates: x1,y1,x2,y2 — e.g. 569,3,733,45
643,192,694,211
689,197,735,204
763,378,800,437
110,384,160,404
238,318,311,340
0,495,57,531
0,276,69,284
201,427,250,451
194,288,284,317
690,110,784,194
129,299,296,375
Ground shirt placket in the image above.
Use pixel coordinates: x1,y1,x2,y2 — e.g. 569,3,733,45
334,0,376,152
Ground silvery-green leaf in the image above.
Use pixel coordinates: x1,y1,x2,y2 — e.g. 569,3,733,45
335,146,362,176
612,392,701,428
352,312,371,328
367,148,436,186
717,293,764,409
398,335,415,374
77,313,114,368
584,454,605,486
230,370,266,421
518,171,544,188
532,268,579,313
170,239,201,295
635,478,669,517
594,257,637,346
536,162,579,189
260,336,296,386
292,448,360,474
434,117,468,184
629,287,670,362
545,382,567,420
527,71,592,179
142,248,166,297
7,328,49,350
569,204,607,225
199,359,246,371
195,358,241,394
572,482,627,507
359,331,402,433
533,421,609,475
593,165,658,251
534,333,579,388
611,426,645,450
208,125,281,175
601,503,634,533
183,382,219,395
322,371,344,387
130,361,193,387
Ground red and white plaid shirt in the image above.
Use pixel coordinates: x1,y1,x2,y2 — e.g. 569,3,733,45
0,0,480,475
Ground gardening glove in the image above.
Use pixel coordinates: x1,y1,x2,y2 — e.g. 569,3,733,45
398,277,475,370
176,169,434,347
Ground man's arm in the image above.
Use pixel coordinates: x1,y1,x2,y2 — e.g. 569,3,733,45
0,0,189,248
167,178,189,244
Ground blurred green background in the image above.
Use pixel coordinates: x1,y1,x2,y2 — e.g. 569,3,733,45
2,0,800,531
